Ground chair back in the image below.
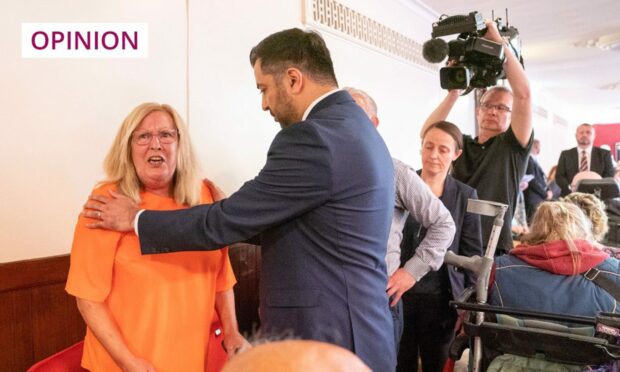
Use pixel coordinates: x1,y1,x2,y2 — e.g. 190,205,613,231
27,341,87,372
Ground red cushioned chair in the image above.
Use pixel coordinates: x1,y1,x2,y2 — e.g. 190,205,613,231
206,315,228,372
28,318,228,372
27,341,87,372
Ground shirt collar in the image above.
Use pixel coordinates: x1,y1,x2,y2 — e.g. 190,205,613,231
577,145,593,154
302,88,341,121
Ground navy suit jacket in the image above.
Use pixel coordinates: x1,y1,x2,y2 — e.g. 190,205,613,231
138,91,396,371
556,146,615,196
523,157,547,220
401,174,482,298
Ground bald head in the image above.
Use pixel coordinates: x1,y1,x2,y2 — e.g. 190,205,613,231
222,340,371,372
343,87,379,127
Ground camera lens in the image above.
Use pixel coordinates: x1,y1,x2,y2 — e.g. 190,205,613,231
440,66,470,89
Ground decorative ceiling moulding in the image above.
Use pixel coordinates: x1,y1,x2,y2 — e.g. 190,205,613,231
553,114,568,128
532,104,548,119
600,82,620,91
302,0,438,72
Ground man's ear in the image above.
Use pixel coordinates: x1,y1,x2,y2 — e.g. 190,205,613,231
285,68,304,94
371,116,379,128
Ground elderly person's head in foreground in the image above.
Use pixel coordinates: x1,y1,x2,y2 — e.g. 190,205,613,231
222,340,370,372
561,192,608,243
103,102,201,206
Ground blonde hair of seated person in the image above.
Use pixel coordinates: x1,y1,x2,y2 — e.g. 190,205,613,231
522,202,594,274
561,192,609,243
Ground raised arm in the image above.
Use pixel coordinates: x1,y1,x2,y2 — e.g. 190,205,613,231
420,89,460,138
485,20,532,147
138,124,332,253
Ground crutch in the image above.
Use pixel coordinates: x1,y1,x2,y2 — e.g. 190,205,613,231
443,199,508,372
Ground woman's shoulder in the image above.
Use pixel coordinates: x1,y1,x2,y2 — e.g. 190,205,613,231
199,182,215,204
598,254,620,273
90,182,118,196
446,175,478,198
494,253,529,269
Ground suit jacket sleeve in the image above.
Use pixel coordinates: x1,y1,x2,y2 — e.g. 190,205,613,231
526,159,548,199
138,123,332,254
600,149,616,178
555,150,571,196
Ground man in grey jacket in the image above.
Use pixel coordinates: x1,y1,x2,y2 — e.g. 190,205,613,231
345,87,455,349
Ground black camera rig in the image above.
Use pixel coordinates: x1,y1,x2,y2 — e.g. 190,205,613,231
422,11,523,94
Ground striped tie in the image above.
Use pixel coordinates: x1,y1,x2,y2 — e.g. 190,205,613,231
580,150,588,172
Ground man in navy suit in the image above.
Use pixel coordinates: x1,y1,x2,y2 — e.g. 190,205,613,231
85,28,396,371
523,139,550,220
556,123,615,196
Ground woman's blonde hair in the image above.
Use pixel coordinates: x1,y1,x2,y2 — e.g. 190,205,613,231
561,192,608,242
522,201,594,274
101,103,201,206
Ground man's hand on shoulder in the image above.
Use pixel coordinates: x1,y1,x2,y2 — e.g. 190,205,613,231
83,190,139,232
203,178,227,202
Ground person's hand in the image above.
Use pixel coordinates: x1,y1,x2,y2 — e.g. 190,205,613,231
222,331,251,359
121,356,156,372
519,181,529,191
483,19,503,43
546,190,553,200
511,225,529,236
82,190,139,232
203,178,227,202
386,268,416,307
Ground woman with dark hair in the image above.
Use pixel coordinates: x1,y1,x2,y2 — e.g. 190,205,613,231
397,121,483,372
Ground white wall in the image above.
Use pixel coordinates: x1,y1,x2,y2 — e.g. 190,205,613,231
2,0,568,262
187,0,476,189
529,85,577,174
1,0,187,262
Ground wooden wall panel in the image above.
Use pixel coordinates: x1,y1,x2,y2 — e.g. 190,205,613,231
0,255,86,372
229,243,261,335
0,290,34,371
0,246,262,371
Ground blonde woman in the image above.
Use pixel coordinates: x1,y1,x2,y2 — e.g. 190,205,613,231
490,201,620,317
66,103,249,371
562,192,609,243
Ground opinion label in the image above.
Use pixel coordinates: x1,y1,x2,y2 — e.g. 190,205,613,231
22,23,148,58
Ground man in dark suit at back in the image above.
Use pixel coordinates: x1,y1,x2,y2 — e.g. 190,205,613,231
84,28,396,371
523,139,550,220
556,123,615,196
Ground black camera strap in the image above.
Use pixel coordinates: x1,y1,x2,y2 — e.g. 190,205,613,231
584,268,620,302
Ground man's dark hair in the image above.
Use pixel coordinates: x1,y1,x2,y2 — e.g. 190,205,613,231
249,28,338,86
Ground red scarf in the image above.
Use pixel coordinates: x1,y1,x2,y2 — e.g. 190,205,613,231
510,240,609,275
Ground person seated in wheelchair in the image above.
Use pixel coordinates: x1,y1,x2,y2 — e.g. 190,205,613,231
490,201,620,317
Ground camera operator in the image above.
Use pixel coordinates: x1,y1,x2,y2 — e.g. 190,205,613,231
421,20,532,255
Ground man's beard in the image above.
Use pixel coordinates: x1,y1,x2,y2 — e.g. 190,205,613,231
274,83,299,128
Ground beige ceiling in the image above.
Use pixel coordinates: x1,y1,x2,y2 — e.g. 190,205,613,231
417,0,620,123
